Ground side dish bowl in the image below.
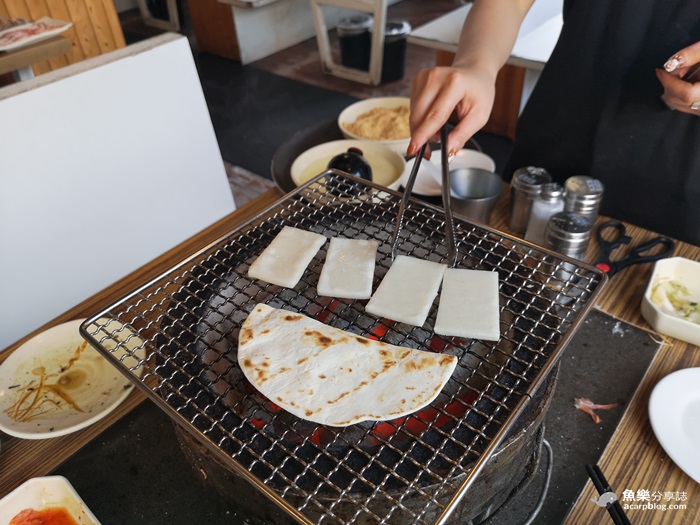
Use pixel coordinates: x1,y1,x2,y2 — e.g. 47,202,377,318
640,257,700,346
337,97,411,155
290,139,405,190
0,476,101,524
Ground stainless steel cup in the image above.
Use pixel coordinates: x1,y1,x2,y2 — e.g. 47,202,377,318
449,168,504,224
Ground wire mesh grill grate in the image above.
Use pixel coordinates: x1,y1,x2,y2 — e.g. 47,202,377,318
81,172,605,525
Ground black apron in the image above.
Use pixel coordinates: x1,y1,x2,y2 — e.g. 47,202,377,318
505,0,700,245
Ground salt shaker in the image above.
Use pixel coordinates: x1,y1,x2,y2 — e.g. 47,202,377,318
509,166,553,234
524,182,565,246
564,175,604,223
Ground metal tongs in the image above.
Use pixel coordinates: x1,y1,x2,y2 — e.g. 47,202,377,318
391,126,457,266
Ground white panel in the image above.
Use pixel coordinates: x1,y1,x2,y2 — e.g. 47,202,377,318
0,34,236,349
233,0,345,64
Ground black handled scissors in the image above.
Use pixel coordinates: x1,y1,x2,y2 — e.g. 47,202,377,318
595,220,675,276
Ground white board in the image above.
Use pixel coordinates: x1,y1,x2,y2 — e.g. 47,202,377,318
0,33,236,350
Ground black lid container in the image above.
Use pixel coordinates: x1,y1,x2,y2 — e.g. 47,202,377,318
338,15,373,71
377,20,411,83
338,18,411,82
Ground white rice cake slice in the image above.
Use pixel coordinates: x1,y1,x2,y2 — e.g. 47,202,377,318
435,269,500,341
317,237,379,299
248,226,326,288
365,255,447,326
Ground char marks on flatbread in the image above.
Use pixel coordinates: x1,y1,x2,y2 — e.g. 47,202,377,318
238,304,457,426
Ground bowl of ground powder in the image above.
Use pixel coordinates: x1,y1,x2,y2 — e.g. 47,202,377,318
338,97,411,155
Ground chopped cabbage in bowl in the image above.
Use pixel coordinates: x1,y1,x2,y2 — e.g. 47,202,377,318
650,278,700,324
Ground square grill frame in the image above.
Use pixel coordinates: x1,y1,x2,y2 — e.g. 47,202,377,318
81,172,606,525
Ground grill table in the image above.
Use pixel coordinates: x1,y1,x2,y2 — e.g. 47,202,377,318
81,172,606,525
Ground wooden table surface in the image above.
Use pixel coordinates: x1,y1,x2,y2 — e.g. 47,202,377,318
0,35,72,77
490,201,700,525
1,186,698,523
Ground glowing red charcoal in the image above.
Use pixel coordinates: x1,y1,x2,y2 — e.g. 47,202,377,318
367,319,395,340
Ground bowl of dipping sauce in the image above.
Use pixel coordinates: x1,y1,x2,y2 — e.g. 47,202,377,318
290,139,405,190
0,476,101,525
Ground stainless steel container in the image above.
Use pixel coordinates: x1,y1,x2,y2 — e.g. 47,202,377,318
509,167,552,234
564,176,604,222
545,211,594,259
545,211,594,284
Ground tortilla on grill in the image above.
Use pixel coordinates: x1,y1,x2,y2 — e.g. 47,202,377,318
238,304,458,426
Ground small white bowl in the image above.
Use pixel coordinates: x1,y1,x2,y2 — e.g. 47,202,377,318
290,139,405,190
337,97,411,155
0,476,101,524
398,148,497,196
438,148,496,173
641,257,700,346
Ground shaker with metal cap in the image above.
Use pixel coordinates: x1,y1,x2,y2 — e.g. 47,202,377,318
509,166,552,234
544,211,594,259
524,182,565,246
564,175,604,223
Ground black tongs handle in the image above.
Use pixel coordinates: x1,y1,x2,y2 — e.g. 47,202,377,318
391,142,427,261
440,127,457,267
390,127,457,267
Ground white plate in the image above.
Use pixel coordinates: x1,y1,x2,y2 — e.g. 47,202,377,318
648,367,700,484
290,139,405,190
0,319,145,439
0,18,73,52
400,156,443,196
0,476,101,524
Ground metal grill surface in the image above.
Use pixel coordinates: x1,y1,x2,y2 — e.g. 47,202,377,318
81,172,606,525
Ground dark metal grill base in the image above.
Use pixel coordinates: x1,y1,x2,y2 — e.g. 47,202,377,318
175,368,557,525
80,172,605,525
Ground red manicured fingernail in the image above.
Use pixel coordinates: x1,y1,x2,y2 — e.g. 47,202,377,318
407,143,417,156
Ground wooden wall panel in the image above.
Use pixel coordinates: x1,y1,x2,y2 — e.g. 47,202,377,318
0,0,125,75
187,0,240,60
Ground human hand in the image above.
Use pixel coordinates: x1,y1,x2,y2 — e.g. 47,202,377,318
658,41,700,114
407,65,495,158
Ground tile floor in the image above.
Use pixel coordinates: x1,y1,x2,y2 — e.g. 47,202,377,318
119,0,513,203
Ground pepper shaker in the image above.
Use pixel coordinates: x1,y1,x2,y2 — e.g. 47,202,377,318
524,182,565,246
545,211,594,282
564,175,604,223
545,211,594,259
509,167,553,234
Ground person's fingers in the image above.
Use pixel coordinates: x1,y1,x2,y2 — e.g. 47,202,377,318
408,68,471,156
443,103,490,154
408,70,443,155
663,41,700,76
657,68,700,114
408,65,497,156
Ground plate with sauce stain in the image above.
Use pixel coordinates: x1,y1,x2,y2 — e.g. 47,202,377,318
0,476,100,524
0,319,145,439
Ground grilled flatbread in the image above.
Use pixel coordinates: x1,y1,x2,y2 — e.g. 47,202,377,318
238,304,458,426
